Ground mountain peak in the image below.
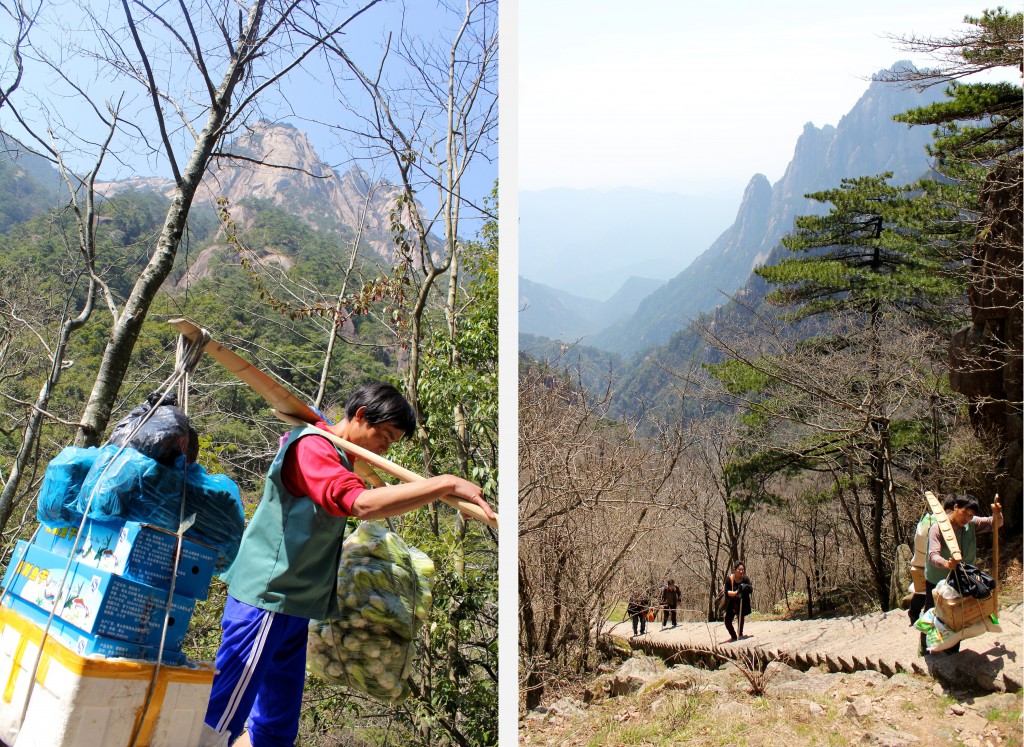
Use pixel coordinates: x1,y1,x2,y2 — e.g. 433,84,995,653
224,121,331,178
872,60,919,80
746,173,771,190
584,72,944,358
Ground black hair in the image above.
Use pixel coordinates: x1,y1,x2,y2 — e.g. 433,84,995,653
733,561,746,571
952,494,980,513
942,494,957,511
345,382,416,438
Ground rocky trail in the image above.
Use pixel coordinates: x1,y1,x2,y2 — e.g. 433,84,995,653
606,603,1023,693
522,605,1023,746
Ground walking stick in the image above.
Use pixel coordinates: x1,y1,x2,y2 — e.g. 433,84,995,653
993,494,1000,617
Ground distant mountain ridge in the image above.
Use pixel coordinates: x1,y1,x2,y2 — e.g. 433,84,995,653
519,275,664,340
0,133,63,230
519,187,736,300
587,62,946,357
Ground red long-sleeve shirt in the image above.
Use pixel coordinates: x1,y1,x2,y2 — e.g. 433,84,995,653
280,425,365,517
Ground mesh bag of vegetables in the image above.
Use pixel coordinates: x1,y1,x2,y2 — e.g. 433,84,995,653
307,521,435,703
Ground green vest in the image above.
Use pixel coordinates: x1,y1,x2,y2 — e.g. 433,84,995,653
221,426,354,619
924,520,978,585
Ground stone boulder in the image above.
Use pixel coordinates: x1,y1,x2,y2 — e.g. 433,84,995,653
583,655,669,704
607,655,668,697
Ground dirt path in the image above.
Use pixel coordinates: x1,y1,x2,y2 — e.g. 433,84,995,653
606,603,1023,693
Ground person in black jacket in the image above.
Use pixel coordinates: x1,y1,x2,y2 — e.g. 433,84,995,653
722,562,753,642
661,579,681,628
626,592,649,636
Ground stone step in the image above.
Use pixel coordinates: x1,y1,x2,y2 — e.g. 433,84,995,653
608,603,1022,693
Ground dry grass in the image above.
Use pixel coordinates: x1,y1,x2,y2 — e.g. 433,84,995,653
995,536,1023,603
521,667,1024,747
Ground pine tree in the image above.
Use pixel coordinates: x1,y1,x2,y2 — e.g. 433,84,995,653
757,173,963,330
889,7,1022,530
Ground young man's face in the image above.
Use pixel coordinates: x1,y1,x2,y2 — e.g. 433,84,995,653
349,407,405,455
950,506,975,528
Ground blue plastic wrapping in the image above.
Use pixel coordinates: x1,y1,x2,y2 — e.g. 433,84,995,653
73,445,244,571
37,446,100,526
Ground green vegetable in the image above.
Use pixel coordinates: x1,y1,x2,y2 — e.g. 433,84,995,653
305,522,437,704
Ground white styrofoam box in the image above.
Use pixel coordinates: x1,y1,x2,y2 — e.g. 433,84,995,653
0,606,214,747
2,541,194,649
34,521,217,600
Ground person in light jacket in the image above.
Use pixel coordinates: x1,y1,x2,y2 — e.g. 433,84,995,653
921,494,1001,655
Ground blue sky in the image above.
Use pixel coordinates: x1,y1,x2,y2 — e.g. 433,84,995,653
0,1,497,220
518,1,1009,198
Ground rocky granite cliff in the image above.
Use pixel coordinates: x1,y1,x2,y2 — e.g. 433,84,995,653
96,121,410,259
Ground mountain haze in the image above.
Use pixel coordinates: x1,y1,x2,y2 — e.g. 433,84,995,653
588,62,945,357
519,187,735,300
519,275,664,340
0,134,64,230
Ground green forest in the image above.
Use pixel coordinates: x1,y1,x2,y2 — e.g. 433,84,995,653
0,1,498,745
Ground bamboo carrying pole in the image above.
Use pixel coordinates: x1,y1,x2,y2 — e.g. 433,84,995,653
925,490,961,560
273,410,497,529
168,318,498,530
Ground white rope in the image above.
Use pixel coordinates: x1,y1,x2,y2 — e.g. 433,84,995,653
128,327,208,747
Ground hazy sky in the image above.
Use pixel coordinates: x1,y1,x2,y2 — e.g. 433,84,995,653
518,1,1000,197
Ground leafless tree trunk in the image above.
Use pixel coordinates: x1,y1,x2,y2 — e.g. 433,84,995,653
75,0,374,445
0,89,125,532
323,0,497,467
3,0,382,446
518,362,685,707
0,0,39,110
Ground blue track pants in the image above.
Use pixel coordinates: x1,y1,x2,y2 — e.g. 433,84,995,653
203,596,311,746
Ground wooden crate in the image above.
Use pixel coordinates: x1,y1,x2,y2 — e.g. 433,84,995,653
934,592,996,632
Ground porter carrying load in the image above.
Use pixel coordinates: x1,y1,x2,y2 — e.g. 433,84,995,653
914,492,1002,655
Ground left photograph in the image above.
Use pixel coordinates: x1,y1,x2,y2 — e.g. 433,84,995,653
0,1,498,746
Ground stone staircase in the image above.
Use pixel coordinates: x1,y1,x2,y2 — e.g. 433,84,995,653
607,603,1022,693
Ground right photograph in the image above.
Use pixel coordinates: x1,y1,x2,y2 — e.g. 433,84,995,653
516,2,1022,743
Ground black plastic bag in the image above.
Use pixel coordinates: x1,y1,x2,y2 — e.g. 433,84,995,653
947,563,996,599
107,391,199,465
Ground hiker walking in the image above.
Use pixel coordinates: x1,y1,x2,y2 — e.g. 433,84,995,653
660,579,681,628
627,592,649,636
921,494,1001,655
722,562,752,642
201,383,495,747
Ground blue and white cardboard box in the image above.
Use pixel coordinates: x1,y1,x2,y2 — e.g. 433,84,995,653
35,520,217,600
1,541,194,650
0,594,187,664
